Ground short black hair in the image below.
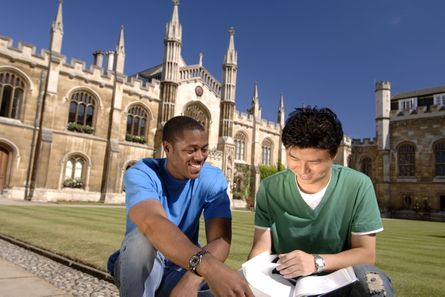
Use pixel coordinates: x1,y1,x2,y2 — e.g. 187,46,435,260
162,116,205,143
282,106,343,157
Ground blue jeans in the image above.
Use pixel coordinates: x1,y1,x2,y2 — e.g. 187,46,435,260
317,264,394,297
110,228,213,297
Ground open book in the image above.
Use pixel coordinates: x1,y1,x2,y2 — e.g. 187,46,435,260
242,252,358,297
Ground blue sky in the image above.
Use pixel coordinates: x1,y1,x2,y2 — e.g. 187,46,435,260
1,0,445,139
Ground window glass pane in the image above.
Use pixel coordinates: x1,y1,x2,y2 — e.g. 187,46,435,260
12,88,23,119
140,118,146,136
435,142,445,176
86,105,94,126
127,115,133,134
398,144,415,177
0,85,12,117
240,142,245,160
133,117,139,136
65,160,73,179
74,160,83,179
69,102,77,123
78,104,85,125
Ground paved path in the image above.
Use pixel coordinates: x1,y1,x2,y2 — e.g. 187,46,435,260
0,257,71,297
0,238,119,297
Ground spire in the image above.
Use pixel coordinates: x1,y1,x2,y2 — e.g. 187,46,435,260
115,26,126,73
165,0,182,41
278,93,285,127
117,25,125,54
224,27,237,65
50,0,64,53
249,81,261,119
198,52,203,66
252,81,259,103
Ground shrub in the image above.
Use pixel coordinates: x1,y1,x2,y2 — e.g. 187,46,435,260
126,133,146,144
63,177,83,188
259,163,285,180
67,122,95,134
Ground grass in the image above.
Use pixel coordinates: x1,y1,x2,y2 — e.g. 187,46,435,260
0,205,444,296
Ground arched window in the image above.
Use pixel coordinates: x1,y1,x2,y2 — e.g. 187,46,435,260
184,103,210,132
126,105,149,144
67,91,96,134
0,71,25,119
234,132,247,161
361,157,372,178
261,138,273,165
434,140,445,177
63,155,86,188
398,143,415,177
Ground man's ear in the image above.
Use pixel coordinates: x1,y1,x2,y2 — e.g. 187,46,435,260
163,141,170,153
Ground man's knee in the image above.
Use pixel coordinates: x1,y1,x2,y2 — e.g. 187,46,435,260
121,228,157,265
117,228,158,297
352,265,394,297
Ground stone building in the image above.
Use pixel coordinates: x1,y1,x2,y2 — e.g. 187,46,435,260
349,81,445,219
0,1,288,204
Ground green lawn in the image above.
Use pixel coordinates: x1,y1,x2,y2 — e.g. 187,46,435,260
0,205,444,296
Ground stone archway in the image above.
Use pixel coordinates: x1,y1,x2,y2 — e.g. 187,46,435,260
0,146,9,193
183,102,211,132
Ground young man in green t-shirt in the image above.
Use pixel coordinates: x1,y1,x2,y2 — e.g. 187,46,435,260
248,107,394,296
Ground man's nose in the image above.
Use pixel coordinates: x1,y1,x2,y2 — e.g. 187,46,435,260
302,162,311,173
194,149,205,160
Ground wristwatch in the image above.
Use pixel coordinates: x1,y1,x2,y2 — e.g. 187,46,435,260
188,249,209,276
313,254,325,273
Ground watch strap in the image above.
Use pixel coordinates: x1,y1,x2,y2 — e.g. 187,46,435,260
313,254,325,273
188,249,209,276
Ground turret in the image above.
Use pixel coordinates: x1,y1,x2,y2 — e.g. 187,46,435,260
162,0,182,83
375,81,391,150
159,0,182,124
219,27,238,137
115,26,126,74
221,27,237,103
50,0,64,53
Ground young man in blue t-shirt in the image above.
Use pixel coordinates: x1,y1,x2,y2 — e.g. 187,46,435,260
248,107,394,296
110,116,253,297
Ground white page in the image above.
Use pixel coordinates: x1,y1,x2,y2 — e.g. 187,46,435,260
242,252,293,297
292,267,358,297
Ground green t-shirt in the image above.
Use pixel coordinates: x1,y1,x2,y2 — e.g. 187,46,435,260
255,165,383,254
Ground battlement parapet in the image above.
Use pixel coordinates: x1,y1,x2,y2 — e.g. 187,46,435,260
0,35,52,65
0,34,159,98
390,104,445,121
375,80,391,91
235,111,253,121
179,65,221,96
260,118,280,130
352,137,377,146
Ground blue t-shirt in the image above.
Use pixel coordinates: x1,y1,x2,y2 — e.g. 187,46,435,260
124,158,231,246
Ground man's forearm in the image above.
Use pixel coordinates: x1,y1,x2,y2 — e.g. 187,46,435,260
202,237,230,262
136,212,202,269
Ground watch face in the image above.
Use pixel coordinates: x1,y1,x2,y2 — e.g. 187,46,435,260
195,86,203,96
190,255,200,266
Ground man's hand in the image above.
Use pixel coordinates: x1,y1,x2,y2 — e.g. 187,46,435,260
170,272,202,297
204,262,254,297
276,250,315,279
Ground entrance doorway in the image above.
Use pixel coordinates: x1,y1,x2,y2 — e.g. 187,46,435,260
0,147,9,193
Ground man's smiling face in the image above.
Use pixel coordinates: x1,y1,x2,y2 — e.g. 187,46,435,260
164,129,209,180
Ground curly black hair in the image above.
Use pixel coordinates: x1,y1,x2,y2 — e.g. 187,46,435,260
282,106,343,157
162,116,205,144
